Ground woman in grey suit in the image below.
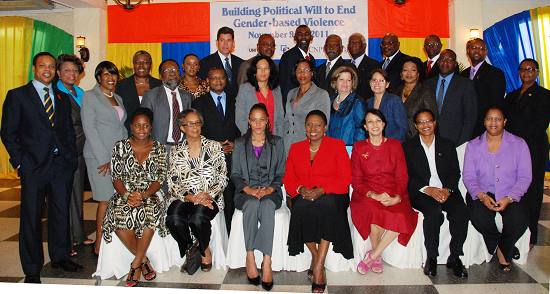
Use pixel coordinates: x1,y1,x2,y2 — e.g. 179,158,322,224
82,61,128,255
283,59,330,154
235,55,284,137
231,103,285,291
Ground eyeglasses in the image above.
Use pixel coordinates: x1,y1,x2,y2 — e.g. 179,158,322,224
370,79,386,84
468,45,486,51
162,68,179,74
484,117,504,122
181,121,203,127
415,119,434,125
519,67,537,73
296,69,312,74
425,42,441,47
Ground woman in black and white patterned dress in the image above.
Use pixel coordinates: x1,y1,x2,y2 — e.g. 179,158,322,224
166,108,228,272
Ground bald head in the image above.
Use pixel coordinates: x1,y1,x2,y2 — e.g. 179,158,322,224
381,33,399,58
438,49,457,76
424,35,442,59
257,34,275,58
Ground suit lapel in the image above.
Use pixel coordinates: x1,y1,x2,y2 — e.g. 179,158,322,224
26,83,51,125
414,138,432,184
441,75,459,113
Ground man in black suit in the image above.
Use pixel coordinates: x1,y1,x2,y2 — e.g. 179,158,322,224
380,33,422,93
348,33,380,100
423,35,443,80
315,34,348,98
461,38,506,137
192,68,241,232
237,34,276,85
1,52,82,283
425,49,477,146
116,50,162,132
403,109,469,278
198,27,244,98
279,25,316,107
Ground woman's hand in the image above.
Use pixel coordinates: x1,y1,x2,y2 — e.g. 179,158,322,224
97,162,110,176
300,187,324,202
478,192,498,211
194,192,214,209
380,194,401,206
494,197,512,212
127,191,143,208
424,187,450,203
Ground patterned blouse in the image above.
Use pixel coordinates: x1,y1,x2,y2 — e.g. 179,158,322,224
179,76,209,99
167,136,228,209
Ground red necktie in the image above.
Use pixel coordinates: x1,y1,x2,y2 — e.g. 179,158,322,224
305,55,311,61
427,60,433,74
171,91,181,142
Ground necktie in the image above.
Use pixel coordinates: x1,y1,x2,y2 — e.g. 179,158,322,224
224,57,233,83
427,60,433,74
382,58,390,70
171,91,181,142
43,87,54,127
436,79,446,113
216,95,225,120
352,59,356,66
469,68,476,80
305,55,311,61
326,61,332,78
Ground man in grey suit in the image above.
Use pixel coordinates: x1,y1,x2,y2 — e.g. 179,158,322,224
425,49,477,146
141,59,192,147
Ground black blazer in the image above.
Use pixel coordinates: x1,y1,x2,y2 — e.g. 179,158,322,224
278,45,316,106
191,92,241,143
315,57,349,98
381,51,422,94
115,75,162,132
1,82,76,173
351,54,380,100
198,52,244,98
53,83,85,155
460,61,506,137
403,135,462,199
422,59,440,81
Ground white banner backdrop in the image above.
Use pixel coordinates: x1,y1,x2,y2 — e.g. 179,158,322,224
210,0,368,60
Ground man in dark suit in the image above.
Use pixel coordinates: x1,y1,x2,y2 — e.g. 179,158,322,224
192,68,241,232
237,34,276,85
347,33,380,100
315,34,348,98
403,109,469,278
423,35,443,80
461,38,506,137
380,33,422,93
425,49,477,146
198,27,244,98
116,50,162,132
1,52,82,283
279,25,316,107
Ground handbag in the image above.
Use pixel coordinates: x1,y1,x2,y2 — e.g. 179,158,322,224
183,241,201,275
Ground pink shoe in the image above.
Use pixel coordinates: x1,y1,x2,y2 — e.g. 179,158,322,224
357,251,374,275
371,255,383,273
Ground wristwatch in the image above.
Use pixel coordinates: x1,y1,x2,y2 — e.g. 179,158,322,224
505,196,514,202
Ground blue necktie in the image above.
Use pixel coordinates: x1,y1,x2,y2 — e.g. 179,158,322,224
224,57,233,83
216,95,225,120
436,79,446,113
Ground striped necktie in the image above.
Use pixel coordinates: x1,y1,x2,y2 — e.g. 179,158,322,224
43,87,55,127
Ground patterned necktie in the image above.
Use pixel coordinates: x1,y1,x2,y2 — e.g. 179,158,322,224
43,87,54,127
427,60,433,74
436,79,446,113
469,67,477,80
326,61,332,78
305,55,311,61
171,91,181,142
224,57,233,83
382,58,390,70
216,95,225,120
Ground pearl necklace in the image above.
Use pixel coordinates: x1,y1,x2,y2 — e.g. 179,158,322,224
103,91,114,98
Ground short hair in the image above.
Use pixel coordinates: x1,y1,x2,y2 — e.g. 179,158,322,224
56,54,84,73
130,107,154,125
183,53,199,64
306,110,328,125
217,26,235,40
330,65,358,91
132,50,152,62
207,67,226,79
466,38,486,48
94,61,119,83
177,108,204,126
365,108,388,135
484,105,506,120
33,52,55,66
158,59,179,75
349,32,367,46
295,25,310,33
291,58,316,84
246,55,279,91
519,58,539,70
402,58,422,72
413,108,436,124
369,68,390,82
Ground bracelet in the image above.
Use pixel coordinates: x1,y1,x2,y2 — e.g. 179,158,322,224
122,191,131,202
506,196,514,202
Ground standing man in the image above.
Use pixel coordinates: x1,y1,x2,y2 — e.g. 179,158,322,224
423,35,443,80
279,25,316,107
237,34,276,85
460,38,506,137
379,33,421,93
192,68,241,232
199,27,244,98
347,33,380,100
424,49,477,146
315,34,348,98
1,52,82,283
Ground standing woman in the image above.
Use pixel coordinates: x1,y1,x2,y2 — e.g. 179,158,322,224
284,110,353,293
504,58,550,248
327,66,366,146
367,69,408,142
82,61,128,255
235,55,284,136
284,59,330,153
54,54,93,254
231,104,286,291
179,53,210,99
351,109,417,274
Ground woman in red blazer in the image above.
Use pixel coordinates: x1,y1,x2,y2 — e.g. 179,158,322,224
283,110,353,293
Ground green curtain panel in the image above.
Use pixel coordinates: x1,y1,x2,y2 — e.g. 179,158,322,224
27,20,73,80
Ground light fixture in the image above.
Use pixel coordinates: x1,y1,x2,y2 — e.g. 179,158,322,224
75,35,90,62
112,0,150,10
469,29,481,39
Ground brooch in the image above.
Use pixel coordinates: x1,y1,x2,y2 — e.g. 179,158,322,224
56,94,62,101
362,152,369,159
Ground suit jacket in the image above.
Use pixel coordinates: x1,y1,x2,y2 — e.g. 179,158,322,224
141,85,192,145
116,75,162,132
425,74,477,146
351,54,380,100
403,135,462,199
198,51,244,98
1,82,76,173
81,85,128,164
460,61,506,137
422,59,440,81
192,92,241,142
396,82,438,139
381,51,421,94
53,81,85,155
278,46,316,106
315,57,349,98
235,82,284,137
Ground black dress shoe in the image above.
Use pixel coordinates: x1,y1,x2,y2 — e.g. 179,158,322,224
261,280,274,291
24,275,41,283
512,247,520,260
51,259,83,272
446,258,468,278
247,275,260,286
423,257,437,277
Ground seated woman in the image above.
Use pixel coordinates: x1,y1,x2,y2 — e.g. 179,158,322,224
231,103,285,291
166,109,228,273
284,110,353,293
102,107,166,287
327,66,366,146
463,106,531,272
351,109,418,275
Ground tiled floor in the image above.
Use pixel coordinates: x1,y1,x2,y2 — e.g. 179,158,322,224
0,179,549,293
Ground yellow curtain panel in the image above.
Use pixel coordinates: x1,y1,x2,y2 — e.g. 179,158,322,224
106,43,162,79
398,38,450,62
531,7,550,89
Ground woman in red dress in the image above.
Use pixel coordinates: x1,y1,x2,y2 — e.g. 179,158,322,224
351,109,417,275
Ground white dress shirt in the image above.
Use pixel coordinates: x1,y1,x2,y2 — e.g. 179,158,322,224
419,136,443,194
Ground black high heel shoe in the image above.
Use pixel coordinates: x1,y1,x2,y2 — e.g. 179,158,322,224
311,282,326,293
261,261,274,291
247,275,260,286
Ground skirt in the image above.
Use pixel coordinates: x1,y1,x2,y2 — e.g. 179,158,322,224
85,156,115,201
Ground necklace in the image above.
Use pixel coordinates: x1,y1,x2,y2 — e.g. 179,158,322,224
135,77,148,85
103,91,113,98
309,146,320,152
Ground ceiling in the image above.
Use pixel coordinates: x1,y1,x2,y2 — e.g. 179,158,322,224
0,0,104,11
